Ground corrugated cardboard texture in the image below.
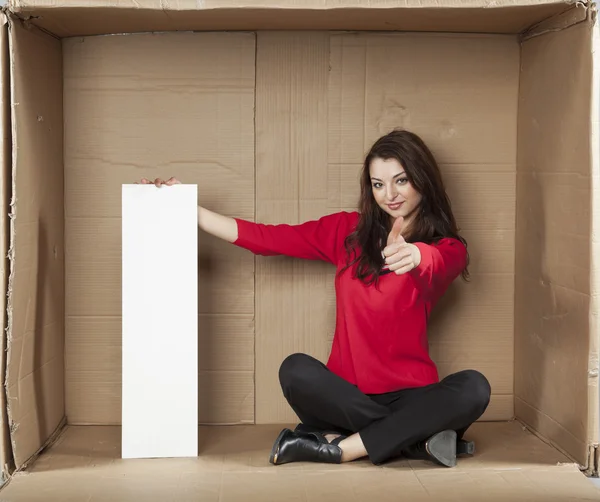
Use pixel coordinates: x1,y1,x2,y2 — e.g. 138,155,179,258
0,14,13,480
8,0,575,37
255,32,519,423
63,32,256,425
254,32,331,423
1,422,600,501
515,20,594,467
6,19,65,468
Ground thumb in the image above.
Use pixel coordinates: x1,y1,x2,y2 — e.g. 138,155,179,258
387,216,405,245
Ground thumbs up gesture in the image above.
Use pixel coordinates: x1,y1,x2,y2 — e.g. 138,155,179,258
383,217,422,275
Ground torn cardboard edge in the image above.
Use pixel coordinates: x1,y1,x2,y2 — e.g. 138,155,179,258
0,11,12,485
11,417,66,474
589,0,600,474
3,11,17,480
521,0,592,40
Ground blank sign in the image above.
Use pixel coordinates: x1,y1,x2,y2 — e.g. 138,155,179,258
121,184,198,459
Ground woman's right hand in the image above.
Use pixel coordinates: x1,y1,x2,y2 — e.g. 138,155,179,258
136,177,181,187
134,176,238,243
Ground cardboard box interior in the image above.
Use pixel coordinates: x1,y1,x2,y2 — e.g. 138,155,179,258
0,0,599,499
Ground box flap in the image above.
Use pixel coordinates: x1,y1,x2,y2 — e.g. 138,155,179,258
5,15,65,468
515,15,597,469
8,0,579,37
0,12,13,483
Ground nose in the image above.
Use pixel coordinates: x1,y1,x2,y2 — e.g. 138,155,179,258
385,184,397,201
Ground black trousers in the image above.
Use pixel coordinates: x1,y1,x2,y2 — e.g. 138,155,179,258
278,353,491,465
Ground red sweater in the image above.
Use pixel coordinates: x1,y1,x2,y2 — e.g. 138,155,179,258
233,211,467,395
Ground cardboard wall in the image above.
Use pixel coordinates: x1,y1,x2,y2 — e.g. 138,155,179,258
63,32,256,425
7,20,65,467
254,32,332,422
256,31,520,423
64,30,520,426
0,15,13,480
515,19,596,467
8,0,574,37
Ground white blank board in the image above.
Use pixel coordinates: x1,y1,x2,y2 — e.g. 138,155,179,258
121,184,198,459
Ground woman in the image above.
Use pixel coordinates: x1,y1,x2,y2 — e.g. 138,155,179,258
141,129,491,468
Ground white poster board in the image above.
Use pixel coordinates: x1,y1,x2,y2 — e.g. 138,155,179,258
121,184,198,459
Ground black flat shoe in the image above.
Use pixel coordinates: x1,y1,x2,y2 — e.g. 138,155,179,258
269,428,343,465
402,430,458,467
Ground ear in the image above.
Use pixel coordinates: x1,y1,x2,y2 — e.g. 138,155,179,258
387,216,405,245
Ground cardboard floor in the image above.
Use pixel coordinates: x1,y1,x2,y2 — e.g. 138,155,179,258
0,422,597,501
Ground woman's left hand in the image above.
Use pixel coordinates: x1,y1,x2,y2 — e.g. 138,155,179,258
383,217,422,275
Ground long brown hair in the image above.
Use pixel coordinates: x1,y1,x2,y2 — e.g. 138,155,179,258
341,129,469,285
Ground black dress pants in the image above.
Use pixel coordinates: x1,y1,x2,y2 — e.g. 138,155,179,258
278,353,491,465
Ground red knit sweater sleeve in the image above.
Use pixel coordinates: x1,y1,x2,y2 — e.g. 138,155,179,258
410,238,467,300
233,211,355,265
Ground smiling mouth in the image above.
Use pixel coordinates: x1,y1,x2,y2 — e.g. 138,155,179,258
388,202,404,210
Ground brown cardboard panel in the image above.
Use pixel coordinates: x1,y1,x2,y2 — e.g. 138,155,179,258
6,18,65,468
198,315,254,372
515,277,591,457
65,317,121,425
0,13,13,479
254,32,331,424
431,166,516,275
516,173,590,291
5,357,64,467
66,164,254,221
198,371,254,424
515,396,588,470
1,422,599,502
9,1,575,37
63,32,256,425
328,33,519,166
515,20,594,466
429,274,514,396
63,34,255,220
482,395,514,421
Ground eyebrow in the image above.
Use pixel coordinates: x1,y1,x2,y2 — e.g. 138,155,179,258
370,171,406,182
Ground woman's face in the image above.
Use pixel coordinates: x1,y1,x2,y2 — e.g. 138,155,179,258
369,157,422,223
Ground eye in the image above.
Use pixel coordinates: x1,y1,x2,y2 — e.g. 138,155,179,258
372,182,383,189
396,177,408,185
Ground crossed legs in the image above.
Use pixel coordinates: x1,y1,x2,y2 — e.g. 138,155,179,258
276,353,491,465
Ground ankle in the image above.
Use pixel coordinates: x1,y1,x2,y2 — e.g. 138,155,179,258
338,434,367,462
